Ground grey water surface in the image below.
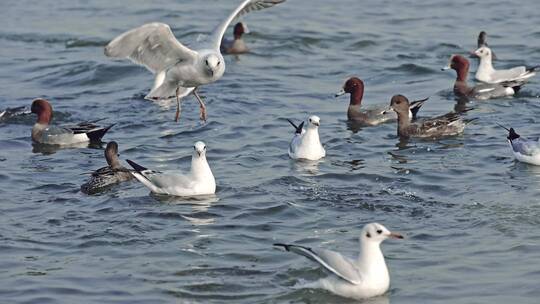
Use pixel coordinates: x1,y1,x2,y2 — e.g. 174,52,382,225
1,0,540,303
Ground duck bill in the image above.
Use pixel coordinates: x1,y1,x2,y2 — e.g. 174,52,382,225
441,65,451,71
335,89,346,97
389,232,404,239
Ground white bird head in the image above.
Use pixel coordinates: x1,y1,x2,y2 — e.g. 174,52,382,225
193,141,207,157
474,46,492,60
203,53,224,78
361,223,403,244
307,115,321,128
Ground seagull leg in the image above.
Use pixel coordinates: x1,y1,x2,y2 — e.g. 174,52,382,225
193,88,207,122
175,86,181,122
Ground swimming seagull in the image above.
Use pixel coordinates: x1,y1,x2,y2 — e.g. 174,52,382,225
470,31,496,60
31,99,114,145
274,223,403,300
104,0,286,122
287,115,326,161
497,124,540,165
81,141,134,194
442,55,525,100
126,141,216,196
335,77,427,125
474,46,538,84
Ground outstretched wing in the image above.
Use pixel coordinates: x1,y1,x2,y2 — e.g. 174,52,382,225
105,22,198,73
274,243,362,285
207,0,285,50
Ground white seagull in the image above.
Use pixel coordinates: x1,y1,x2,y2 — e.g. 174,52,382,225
274,223,403,300
287,115,326,161
474,46,538,84
498,124,540,165
104,0,285,122
126,141,216,196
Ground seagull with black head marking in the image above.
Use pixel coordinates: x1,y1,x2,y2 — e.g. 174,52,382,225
497,124,540,165
104,0,286,122
274,223,404,300
287,115,325,161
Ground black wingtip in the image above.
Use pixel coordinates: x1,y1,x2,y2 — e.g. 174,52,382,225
287,119,303,134
512,84,523,93
86,124,115,142
508,128,520,141
126,159,147,172
273,243,290,251
527,65,540,73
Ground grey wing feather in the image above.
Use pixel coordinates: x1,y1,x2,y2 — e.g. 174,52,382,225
105,22,198,73
282,245,362,284
512,138,540,156
207,0,285,50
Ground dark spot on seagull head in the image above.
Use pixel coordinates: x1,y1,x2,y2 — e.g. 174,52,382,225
366,232,371,238
31,98,53,124
474,46,490,58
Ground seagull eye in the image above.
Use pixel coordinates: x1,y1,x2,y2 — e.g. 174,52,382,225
377,229,382,234
205,59,209,66
193,146,196,150
203,146,206,150
366,233,371,238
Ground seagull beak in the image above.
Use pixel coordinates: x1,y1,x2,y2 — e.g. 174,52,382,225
313,121,320,127
389,232,404,239
335,89,346,97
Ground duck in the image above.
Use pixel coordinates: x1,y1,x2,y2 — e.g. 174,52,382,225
474,46,537,83
388,95,470,139
31,99,114,145
443,55,525,100
126,141,216,197
81,141,134,194
498,124,540,165
335,77,427,126
274,223,403,300
287,115,326,161
221,22,250,54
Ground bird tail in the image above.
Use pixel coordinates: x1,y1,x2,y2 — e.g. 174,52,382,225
86,124,115,142
126,159,147,172
409,97,429,120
